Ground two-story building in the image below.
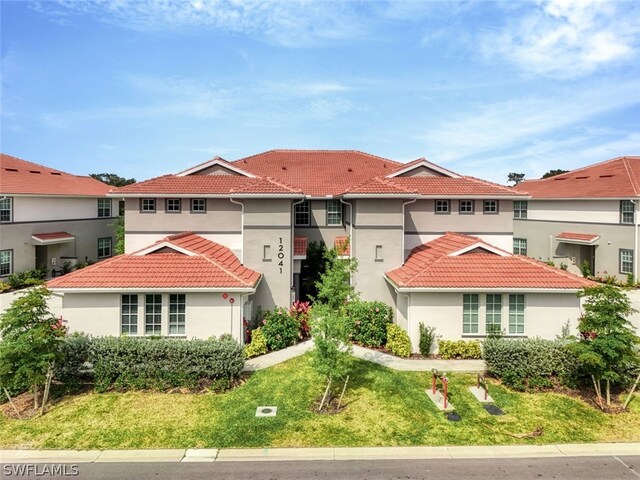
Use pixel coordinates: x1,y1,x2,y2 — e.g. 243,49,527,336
513,156,640,280
48,150,593,350
0,154,115,278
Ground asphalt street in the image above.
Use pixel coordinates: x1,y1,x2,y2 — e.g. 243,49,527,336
3,456,639,480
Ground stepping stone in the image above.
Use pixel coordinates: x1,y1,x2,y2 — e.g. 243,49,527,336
482,404,505,416
425,389,455,412
469,386,494,403
255,406,277,417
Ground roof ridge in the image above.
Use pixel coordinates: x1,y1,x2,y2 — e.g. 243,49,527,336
232,149,403,166
199,248,253,287
521,156,639,184
622,157,640,196
262,176,303,193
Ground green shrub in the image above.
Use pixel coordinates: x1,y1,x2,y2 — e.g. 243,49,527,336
438,340,482,359
418,322,437,356
91,336,244,392
261,307,299,351
386,324,412,358
0,281,10,293
55,333,93,390
347,300,393,347
6,268,46,290
483,338,578,391
245,327,268,358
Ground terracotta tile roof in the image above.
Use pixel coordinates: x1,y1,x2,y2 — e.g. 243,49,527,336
334,236,350,256
343,176,418,195
388,176,525,197
31,232,75,242
293,236,307,257
48,232,260,290
234,150,402,196
113,174,301,196
1,153,111,196
556,232,600,243
515,156,640,199
386,232,595,290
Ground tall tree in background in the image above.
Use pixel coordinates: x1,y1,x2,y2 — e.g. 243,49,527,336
542,169,569,179
89,173,136,187
507,172,525,185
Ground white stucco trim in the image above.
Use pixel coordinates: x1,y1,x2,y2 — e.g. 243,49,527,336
448,242,510,257
385,159,461,178
132,242,197,256
176,158,257,177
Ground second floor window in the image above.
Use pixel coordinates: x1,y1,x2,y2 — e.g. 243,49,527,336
295,201,310,226
0,197,12,223
141,198,156,212
513,238,527,256
97,198,112,218
191,198,206,213
484,200,498,214
435,200,450,214
513,200,528,219
459,200,474,214
327,200,342,225
98,237,112,259
621,200,635,224
166,198,181,213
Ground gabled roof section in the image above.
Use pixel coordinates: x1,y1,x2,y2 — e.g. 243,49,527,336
388,176,526,198
386,157,461,178
386,232,595,290
515,156,640,199
176,156,256,178
47,232,261,290
342,176,418,196
1,153,111,197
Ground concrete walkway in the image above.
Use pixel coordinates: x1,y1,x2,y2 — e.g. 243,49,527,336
244,341,485,373
2,443,639,463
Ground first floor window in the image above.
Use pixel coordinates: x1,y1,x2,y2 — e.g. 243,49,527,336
513,200,528,219
121,294,138,335
463,293,479,334
486,294,502,335
484,200,498,214
620,249,634,274
509,294,525,334
513,238,527,256
435,200,450,214
0,197,12,222
141,198,156,212
98,237,112,258
621,200,635,224
326,200,342,225
191,198,206,213
295,200,310,226
166,198,181,212
145,294,162,335
0,250,12,276
97,198,112,218
169,294,186,335
459,200,474,214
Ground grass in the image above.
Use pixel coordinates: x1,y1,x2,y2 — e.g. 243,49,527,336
1,353,639,449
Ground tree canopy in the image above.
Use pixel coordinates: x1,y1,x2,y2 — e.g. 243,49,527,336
507,172,525,185
89,173,136,187
542,169,569,179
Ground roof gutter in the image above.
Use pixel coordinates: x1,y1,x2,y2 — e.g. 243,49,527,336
108,193,303,199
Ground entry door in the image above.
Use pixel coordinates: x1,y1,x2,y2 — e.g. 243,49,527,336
35,245,48,270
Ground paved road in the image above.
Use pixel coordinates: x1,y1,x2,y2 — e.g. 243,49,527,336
3,456,639,480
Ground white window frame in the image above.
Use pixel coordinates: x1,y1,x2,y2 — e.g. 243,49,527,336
145,294,162,336
295,200,310,226
97,198,112,218
620,249,634,275
483,200,499,214
121,294,139,335
621,200,635,224
435,200,450,215
459,200,474,214
165,198,181,213
0,249,13,276
463,293,479,334
0,197,13,223
513,200,528,219
191,198,206,213
97,237,112,259
326,200,342,226
513,238,527,256
508,294,525,335
169,294,186,335
140,198,156,213
485,293,502,335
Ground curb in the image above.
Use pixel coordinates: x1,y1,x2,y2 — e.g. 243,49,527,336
2,443,639,463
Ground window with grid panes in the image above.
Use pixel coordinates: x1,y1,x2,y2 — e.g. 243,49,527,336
295,201,310,226
486,294,502,335
169,294,186,335
145,294,162,335
509,294,525,334
121,294,138,335
463,294,479,334
326,200,342,225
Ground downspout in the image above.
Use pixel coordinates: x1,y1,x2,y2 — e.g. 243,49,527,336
401,198,417,264
291,197,306,302
633,199,639,280
229,198,244,264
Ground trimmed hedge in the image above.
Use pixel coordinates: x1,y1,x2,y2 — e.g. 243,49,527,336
386,324,412,358
483,338,578,391
438,340,482,359
347,300,393,347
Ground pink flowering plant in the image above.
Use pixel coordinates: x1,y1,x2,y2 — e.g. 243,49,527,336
346,300,393,347
261,306,300,351
290,300,311,340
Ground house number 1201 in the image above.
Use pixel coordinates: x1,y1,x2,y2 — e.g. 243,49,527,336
278,237,285,274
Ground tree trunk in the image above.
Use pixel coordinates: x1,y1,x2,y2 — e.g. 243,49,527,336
591,375,603,408
3,387,22,419
606,379,611,406
623,374,640,410
319,378,332,412
337,376,349,409
33,383,39,410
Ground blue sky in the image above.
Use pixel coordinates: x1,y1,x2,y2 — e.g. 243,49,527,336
1,0,639,184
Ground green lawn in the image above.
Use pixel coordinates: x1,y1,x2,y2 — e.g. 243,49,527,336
1,354,639,449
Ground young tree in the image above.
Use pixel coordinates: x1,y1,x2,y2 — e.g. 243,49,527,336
571,285,640,407
314,244,358,311
111,215,125,255
0,287,66,410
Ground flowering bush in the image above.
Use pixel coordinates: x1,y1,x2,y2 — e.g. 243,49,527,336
290,300,311,339
261,307,300,351
346,300,393,347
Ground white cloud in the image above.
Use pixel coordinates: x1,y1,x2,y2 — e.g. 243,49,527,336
262,80,353,97
482,0,640,78
32,0,366,47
